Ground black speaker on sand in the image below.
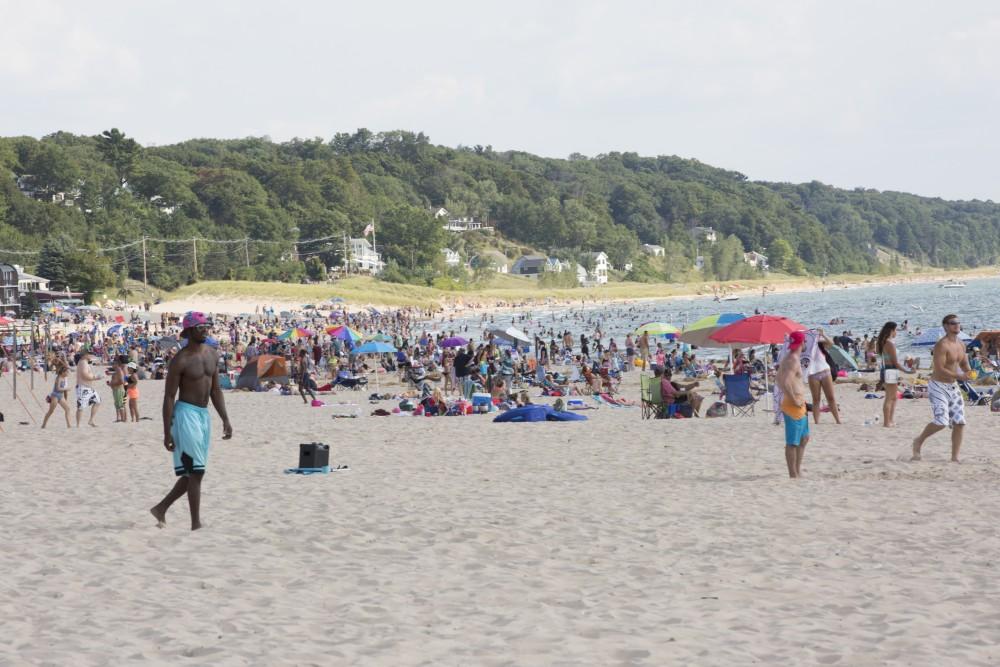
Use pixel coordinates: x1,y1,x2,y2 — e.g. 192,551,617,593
299,443,330,469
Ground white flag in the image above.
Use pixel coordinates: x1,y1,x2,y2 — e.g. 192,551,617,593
363,223,374,236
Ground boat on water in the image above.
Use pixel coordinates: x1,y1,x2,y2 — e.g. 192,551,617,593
941,281,967,289
720,295,740,301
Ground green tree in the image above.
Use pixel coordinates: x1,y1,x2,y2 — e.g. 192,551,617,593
767,239,794,272
96,128,142,186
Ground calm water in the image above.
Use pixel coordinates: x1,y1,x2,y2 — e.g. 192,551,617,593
445,276,1000,358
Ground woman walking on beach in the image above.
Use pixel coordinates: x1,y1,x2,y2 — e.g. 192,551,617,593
806,329,841,425
877,321,900,427
41,359,72,429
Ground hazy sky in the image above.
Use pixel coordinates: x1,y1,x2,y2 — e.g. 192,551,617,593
3,1,999,201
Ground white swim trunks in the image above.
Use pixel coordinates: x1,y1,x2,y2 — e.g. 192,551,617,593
75,385,101,409
928,380,965,427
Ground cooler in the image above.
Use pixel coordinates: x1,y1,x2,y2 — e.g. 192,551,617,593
299,442,330,469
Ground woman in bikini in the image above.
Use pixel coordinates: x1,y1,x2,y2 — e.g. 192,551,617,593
876,321,899,427
41,359,72,429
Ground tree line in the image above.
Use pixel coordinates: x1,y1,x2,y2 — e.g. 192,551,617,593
2,128,999,299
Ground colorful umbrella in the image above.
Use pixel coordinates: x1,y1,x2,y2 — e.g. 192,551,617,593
709,314,806,345
634,322,681,339
440,336,468,348
326,325,362,342
354,341,397,354
278,327,314,340
679,313,746,348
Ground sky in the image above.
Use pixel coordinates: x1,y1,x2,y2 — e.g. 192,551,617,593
2,0,1000,201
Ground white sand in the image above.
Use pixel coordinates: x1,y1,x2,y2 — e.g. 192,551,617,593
3,371,1000,665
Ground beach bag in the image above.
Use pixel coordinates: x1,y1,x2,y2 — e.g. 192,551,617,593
706,401,727,418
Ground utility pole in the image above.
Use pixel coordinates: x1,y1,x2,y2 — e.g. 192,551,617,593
142,235,148,289
244,238,251,268
192,238,198,278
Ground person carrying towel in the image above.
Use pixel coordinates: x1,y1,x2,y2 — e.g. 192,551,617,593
150,311,233,531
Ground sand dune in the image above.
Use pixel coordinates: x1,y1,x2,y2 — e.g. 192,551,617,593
3,371,1000,665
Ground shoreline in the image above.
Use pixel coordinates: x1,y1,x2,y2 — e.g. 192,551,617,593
150,266,999,315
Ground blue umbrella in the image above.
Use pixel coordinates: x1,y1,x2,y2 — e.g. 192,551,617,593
354,341,397,354
912,327,971,346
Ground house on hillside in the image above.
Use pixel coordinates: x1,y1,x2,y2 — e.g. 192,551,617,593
347,238,384,274
689,226,718,244
581,251,610,285
13,264,50,292
441,248,461,267
0,263,19,315
512,255,549,276
471,251,509,273
642,244,665,257
743,251,769,270
431,207,450,219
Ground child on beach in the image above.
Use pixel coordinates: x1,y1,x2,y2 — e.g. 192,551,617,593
777,331,810,478
126,361,140,422
41,359,72,429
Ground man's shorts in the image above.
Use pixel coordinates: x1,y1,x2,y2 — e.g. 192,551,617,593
929,380,966,427
783,413,810,446
75,385,100,410
171,401,212,477
113,387,126,410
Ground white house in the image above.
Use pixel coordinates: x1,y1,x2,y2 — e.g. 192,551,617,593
581,251,609,285
14,264,50,292
576,265,589,285
642,244,665,257
441,248,461,267
431,207,450,219
442,215,493,232
347,238,384,274
471,251,508,273
690,226,718,244
743,251,769,270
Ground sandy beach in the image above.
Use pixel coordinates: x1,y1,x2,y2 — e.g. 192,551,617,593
3,369,1000,665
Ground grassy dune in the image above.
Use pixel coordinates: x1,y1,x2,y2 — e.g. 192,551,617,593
160,266,998,310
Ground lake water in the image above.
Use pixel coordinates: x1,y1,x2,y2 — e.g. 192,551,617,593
442,276,1000,358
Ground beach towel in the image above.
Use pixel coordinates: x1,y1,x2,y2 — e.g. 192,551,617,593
492,405,588,422
283,465,350,475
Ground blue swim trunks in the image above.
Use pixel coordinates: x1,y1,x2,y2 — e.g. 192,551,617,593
171,401,211,476
783,413,810,447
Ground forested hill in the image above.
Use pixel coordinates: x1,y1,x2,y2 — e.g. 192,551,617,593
1,129,999,294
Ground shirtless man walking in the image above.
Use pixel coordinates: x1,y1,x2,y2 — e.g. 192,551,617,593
912,314,970,463
151,312,233,530
777,331,810,478
75,348,102,428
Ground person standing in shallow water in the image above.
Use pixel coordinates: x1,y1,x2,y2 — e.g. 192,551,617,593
151,312,233,531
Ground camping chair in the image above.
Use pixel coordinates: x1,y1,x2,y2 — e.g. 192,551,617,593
958,380,992,406
723,373,756,417
640,374,656,419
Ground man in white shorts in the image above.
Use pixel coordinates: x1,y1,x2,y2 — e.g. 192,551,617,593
75,348,102,427
912,314,970,463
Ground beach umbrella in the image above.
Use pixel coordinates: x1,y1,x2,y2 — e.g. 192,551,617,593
440,336,468,348
710,314,806,345
326,325,363,342
634,322,681,339
679,313,746,348
354,341,397,354
911,327,972,346
106,324,124,336
487,326,531,344
278,327,314,341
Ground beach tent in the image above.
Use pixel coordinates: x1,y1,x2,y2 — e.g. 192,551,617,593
237,354,289,389
492,404,588,422
486,326,531,344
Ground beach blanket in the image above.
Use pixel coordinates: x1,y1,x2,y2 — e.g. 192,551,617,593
492,405,588,422
284,465,350,475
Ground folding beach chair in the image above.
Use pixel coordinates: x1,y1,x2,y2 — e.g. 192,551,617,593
640,374,655,419
724,373,756,417
958,380,992,406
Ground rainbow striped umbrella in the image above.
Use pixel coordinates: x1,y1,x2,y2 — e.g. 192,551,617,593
634,322,681,339
679,313,746,348
325,325,363,342
277,327,314,341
